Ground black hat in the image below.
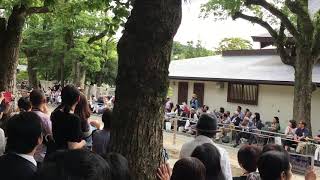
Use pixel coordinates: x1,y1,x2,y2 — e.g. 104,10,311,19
195,113,219,133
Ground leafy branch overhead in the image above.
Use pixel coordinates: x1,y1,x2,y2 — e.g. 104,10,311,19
201,0,320,66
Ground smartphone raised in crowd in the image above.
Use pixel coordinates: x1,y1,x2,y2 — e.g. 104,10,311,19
289,153,314,174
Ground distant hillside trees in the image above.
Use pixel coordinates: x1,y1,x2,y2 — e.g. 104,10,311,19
172,40,215,60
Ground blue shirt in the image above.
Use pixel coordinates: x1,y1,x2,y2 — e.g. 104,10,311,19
190,99,200,109
295,128,309,137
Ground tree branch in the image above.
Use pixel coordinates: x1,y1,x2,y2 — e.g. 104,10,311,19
26,7,50,16
285,0,311,24
87,30,108,44
276,23,295,66
244,0,301,41
312,14,320,60
232,12,278,38
233,12,295,66
285,0,314,44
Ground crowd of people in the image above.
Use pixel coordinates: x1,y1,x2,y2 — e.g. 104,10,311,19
165,95,320,154
0,85,113,180
89,95,115,114
158,114,316,180
0,87,317,180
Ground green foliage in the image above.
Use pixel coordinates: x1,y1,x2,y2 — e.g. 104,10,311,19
215,37,252,53
172,40,215,60
201,0,298,28
201,0,243,19
86,40,118,86
16,71,28,82
16,0,129,85
167,86,173,98
19,57,27,65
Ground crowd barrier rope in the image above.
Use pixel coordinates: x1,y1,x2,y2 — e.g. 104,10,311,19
164,115,320,147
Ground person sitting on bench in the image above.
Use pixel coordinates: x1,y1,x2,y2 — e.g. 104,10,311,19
233,117,250,148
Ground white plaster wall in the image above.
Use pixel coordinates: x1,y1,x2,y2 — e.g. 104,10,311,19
170,80,320,133
311,89,320,134
187,81,194,104
169,81,179,104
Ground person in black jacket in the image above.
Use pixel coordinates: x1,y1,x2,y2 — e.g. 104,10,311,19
0,112,43,180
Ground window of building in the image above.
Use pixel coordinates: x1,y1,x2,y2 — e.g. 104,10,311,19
227,83,259,105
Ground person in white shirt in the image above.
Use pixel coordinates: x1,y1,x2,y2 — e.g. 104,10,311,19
180,113,233,180
283,120,297,151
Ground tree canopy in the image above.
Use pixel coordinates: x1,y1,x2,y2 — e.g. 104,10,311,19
215,37,252,53
172,40,215,60
4,0,130,88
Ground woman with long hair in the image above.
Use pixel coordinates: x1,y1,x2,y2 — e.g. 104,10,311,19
75,93,91,133
75,93,100,149
50,85,85,151
283,120,297,151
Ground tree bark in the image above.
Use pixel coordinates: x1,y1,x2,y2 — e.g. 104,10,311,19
72,60,79,86
27,57,39,89
59,29,74,88
110,0,182,179
59,54,65,88
24,49,39,89
79,66,86,89
0,6,27,92
0,5,48,92
293,47,315,134
72,60,86,89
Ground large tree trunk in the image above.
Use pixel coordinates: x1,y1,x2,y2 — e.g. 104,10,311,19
110,0,182,179
72,60,86,89
79,66,86,89
0,6,27,92
27,58,39,89
72,60,79,86
96,72,103,87
293,47,315,134
59,55,65,88
24,50,39,89
59,29,74,88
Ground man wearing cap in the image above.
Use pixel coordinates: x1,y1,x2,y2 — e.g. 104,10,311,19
180,113,232,180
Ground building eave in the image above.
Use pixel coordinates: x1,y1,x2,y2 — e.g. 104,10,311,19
169,76,320,87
